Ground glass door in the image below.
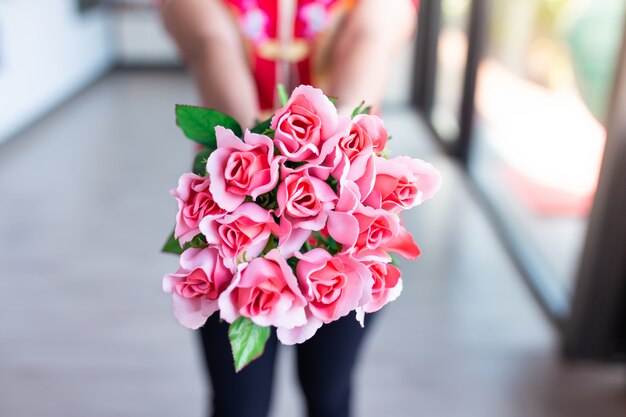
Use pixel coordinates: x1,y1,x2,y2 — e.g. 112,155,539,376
467,0,626,319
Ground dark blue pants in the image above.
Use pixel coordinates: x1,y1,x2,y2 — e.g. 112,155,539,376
199,313,374,417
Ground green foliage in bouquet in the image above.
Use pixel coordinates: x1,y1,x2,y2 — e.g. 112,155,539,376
161,231,186,255
229,317,271,372
175,105,242,150
351,100,372,118
250,117,272,135
192,148,211,176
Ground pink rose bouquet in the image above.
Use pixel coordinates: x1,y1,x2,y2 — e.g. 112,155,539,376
162,85,441,371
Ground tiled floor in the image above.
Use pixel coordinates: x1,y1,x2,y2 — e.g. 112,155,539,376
0,72,624,417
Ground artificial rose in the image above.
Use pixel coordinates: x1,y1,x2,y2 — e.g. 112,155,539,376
276,166,337,231
295,248,373,324
333,114,387,180
304,144,343,181
396,156,442,201
218,249,308,329
200,202,279,262
271,85,349,163
171,173,225,244
362,262,402,313
163,247,233,329
353,207,397,259
354,114,388,153
340,116,375,160
328,204,420,261
207,127,283,212
363,156,442,213
355,262,403,326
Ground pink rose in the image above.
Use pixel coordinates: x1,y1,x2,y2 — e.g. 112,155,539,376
218,249,308,329
362,262,402,313
354,114,388,153
295,248,373,323
355,262,402,325
207,127,283,212
171,173,226,244
303,144,343,181
277,166,337,231
162,247,233,329
328,204,421,261
200,203,279,262
363,156,442,212
352,207,398,259
340,116,375,161
333,114,387,181
278,247,375,343
271,85,349,163
396,156,442,201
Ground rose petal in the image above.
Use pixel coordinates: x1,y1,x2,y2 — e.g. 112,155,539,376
327,211,359,248
171,293,208,329
276,315,324,345
277,219,312,258
384,226,421,260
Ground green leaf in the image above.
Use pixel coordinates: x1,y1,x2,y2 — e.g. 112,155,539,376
161,229,199,255
255,192,278,210
326,176,338,192
250,117,272,134
277,84,289,107
351,101,365,118
260,235,277,256
287,256,299,271
351,101,372,118
327,236,340,254
389,253,400,267
328,96,338,104
228,317,270,372
192,148,212,176
175,105,242,148
162,229,185,255
189,234,208,249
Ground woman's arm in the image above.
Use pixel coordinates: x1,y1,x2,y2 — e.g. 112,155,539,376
160,0,259,129
329,0,417,115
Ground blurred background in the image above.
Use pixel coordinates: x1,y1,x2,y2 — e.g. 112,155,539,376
0,0,625,416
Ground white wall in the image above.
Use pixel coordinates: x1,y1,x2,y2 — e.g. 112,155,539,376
115,8,179,65
0,0,115,144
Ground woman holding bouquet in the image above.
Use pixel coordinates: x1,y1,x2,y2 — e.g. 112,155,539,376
160,1,419,416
